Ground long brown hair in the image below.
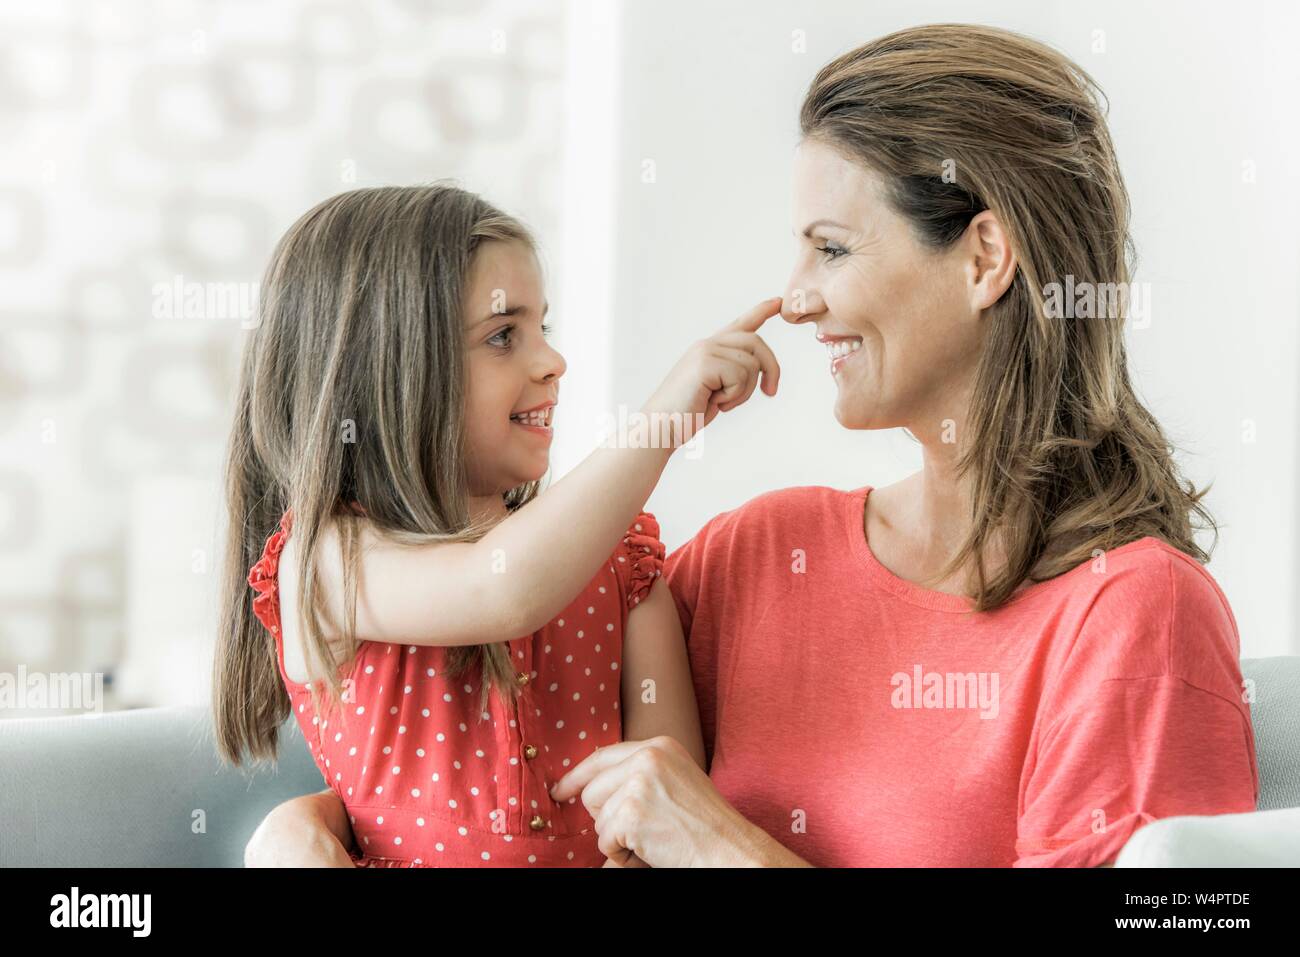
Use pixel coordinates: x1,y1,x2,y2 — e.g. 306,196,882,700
214,184,539,766
800,24,1216,611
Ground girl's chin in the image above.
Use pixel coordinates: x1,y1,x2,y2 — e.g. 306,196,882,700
509,460,551,486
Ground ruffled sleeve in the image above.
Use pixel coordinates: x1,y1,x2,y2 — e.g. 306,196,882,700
615,511,666,612
247,509,294,635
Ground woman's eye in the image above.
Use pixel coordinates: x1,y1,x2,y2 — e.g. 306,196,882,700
817,243,848,261
541,322,554,338
487,325,514,348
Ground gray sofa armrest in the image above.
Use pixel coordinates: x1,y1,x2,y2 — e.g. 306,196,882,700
0,705,324,867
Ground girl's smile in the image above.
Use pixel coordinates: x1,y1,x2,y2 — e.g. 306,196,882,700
509,401,556,440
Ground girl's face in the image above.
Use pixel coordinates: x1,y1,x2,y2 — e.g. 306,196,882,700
781,138,994,437
462,240,565,497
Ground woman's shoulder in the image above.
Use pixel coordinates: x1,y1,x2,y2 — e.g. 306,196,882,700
1066,536,1234,630
664,484,866,576
1047,535,1243,700
692,484,865,538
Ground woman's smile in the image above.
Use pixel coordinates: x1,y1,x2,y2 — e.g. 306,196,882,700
817,330,864,377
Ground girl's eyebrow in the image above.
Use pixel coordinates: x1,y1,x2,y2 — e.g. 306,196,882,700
473,301,550,326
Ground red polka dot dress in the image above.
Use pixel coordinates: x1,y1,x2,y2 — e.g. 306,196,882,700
247,508,666,867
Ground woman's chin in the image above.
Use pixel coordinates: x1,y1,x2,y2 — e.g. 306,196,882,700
833,395,886,431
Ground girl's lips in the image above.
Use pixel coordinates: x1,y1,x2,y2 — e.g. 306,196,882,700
510,404,555,441
509,404,555,427
512,419,553,441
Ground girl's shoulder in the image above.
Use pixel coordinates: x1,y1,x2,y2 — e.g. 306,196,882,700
609,511,666,612
247,509,294,636
246,507,352,687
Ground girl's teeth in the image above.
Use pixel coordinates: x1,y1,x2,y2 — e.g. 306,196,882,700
511,409,551,427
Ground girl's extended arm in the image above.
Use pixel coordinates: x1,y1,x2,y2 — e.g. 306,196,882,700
294,299,781,650
619,578,706,771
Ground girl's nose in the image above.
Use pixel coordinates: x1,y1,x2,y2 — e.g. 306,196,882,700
537,343,566,381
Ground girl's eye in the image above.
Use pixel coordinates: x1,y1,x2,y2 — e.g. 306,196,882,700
817,242,848,262
488,321,551,349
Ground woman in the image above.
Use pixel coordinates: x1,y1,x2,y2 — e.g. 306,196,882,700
244,23,1258,867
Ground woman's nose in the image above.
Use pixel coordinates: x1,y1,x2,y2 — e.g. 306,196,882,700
780,283,826,324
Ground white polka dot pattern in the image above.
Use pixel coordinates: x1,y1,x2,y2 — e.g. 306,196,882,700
249,508,665,867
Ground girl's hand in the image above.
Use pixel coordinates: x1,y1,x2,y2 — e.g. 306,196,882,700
639,297,782,446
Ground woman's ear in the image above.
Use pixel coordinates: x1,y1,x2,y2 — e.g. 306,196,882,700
964,210,1017,312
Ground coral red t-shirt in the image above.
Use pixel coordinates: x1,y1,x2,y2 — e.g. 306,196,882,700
662,485,1259,867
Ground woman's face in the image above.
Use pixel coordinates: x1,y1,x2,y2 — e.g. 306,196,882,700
462,239,565,497
782,138,993,437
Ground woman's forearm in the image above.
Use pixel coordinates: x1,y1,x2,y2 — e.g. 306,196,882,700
719,818,815,868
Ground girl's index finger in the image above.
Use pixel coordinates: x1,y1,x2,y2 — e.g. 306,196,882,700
726,296,783,333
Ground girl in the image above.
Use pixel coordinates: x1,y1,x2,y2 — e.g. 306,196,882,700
213,183,781,867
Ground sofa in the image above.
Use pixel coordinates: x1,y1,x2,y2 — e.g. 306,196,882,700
2,656,1298,867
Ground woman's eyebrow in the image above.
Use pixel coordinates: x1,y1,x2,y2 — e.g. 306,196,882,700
799,218,853,237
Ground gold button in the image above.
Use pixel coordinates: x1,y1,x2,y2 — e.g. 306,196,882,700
523,744,538,760
529,815,546,831
516,672,530,686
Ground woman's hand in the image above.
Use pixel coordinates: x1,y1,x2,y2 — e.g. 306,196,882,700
551,736,808,867
639,298,782,446
245,789,357,868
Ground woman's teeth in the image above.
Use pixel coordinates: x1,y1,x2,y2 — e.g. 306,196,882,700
825,338,863,359
826,337,863,377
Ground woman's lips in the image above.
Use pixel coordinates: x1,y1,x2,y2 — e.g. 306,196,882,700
821,336,864,377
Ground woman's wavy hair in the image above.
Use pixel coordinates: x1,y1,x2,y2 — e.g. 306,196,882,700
214,183,539,766
800,24,1216,610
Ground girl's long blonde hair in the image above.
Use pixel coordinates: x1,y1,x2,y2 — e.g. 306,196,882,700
800,24,1217,610
214,184,538,767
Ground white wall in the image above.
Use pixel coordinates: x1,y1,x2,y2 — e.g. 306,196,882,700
0,0,570,714
568,0,1300,657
